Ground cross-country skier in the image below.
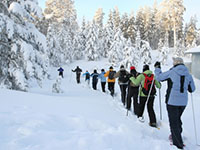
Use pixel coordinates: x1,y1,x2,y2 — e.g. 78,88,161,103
98,69,106,92
72,66,82,84
58,67,64,78
130,64,161,128
104,66,116,96
154,57,195,149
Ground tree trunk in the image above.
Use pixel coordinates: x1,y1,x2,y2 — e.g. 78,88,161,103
173,21,177,48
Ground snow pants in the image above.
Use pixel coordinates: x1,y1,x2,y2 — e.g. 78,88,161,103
76,74,81,83
138,96,156,124
101,82,106,92
59,72,63,78
126,86,139,115
167,105,185,149
92,82,98,90
119,84,128,105
108,82,115,96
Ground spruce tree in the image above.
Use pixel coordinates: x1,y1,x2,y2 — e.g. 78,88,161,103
85,22,100,61
108,29,125,66
0,1,49,91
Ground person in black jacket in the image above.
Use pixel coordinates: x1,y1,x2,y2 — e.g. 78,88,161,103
90,69,99,90
114,65,129,105
126,66,140,115
72,66,82,83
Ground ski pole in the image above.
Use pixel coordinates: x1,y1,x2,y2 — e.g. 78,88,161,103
126,86,129,116
126,94,128,116
146,78,155,103
191,93,200,146
159,88,162,120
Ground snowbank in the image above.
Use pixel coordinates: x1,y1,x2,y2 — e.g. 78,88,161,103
0,58,200,150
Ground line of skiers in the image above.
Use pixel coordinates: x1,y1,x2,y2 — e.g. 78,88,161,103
67,64,161,129
57,57,196,150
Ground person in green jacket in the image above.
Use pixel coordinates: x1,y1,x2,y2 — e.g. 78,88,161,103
130,64,161,127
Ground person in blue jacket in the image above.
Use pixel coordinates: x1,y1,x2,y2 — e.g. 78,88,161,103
90,69,99,90
82,70,90,85
98,69,106,92
58,67,64,78
154,57,195,149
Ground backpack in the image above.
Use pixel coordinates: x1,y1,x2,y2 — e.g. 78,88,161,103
142,73,156,96
119,70,129,83
108,71,115,80
86,73,90,79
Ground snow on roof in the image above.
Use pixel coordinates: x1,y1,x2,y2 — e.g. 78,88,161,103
185,46,200,54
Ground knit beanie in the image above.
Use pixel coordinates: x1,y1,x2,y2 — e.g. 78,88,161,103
173,57,184,66
130,66,135,70
143,64,149,72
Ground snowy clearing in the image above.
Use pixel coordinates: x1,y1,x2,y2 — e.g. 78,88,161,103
0,59,200,150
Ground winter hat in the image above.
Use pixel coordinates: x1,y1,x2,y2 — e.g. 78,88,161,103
120,65,125,69
109,66,113,69
101,69,105,72
130,66,135,70
173,57,184,66
143,64,149,72
94,69,97,73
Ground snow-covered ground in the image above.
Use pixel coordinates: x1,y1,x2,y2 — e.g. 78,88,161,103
0,57,200,150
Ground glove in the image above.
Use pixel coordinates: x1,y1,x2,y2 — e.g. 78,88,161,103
154,61,161,69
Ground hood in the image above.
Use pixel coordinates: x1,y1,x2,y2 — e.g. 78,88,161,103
173,64,189,76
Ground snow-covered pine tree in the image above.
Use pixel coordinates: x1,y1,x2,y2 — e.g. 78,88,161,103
120,12,129,39
161,0,185,48
72,32,84,60
93,8,104,29
136,7,146,41
78,17,87,55
135,29,142,56
146,5,159,50
140,40,152,65
107,10,114,30
174,39,185,57
52,76,63,93
127,11,136,43
142,6,152,42
34,16,49,36
108,29,125,66
184,16,198,49
44,0,78,65
101,27,111,58
103,12,115,58
46,23,63,67
150,0,160,50
112,7,121,29
0,1,49,91
121,39,139,69
85,22,100,61
159,32,170,65
93,8,105,57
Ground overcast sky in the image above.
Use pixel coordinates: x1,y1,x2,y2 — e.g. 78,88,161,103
38,0,200,27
